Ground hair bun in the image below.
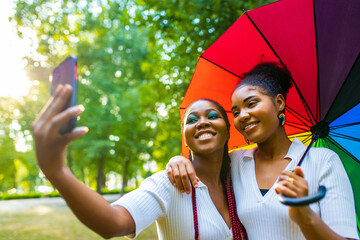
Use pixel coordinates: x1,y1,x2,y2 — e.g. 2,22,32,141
239,62,293,99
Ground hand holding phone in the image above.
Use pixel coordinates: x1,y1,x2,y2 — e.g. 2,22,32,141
51,55,78,134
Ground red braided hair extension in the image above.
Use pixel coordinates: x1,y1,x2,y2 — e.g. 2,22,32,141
191,171,248,240
226,170,248,240
191,185,199,240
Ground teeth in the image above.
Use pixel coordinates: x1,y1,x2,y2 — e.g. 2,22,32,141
198,133,213,140
244,123,257,130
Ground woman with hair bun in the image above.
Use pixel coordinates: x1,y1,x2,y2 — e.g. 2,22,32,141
167,62,358,240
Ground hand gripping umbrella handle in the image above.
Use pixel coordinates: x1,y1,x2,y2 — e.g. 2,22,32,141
278,185,327,206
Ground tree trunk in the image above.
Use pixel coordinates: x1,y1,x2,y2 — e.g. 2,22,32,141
96,155,105,194
121,157,130,194
12,168,17,189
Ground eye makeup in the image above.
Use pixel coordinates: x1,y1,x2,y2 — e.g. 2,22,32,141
186,115,198,124
208,111,220,119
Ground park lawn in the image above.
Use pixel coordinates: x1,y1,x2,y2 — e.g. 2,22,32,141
0,204,157,240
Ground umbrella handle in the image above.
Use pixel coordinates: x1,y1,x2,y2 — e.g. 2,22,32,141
278,185,327,206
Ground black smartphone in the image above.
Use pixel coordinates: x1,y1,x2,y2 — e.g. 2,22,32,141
50,55,78,134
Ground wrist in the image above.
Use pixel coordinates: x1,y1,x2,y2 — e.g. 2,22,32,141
45,166,70,185
294,206,316,228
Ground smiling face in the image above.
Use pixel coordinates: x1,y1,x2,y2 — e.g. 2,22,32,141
231,85,285,144
183,100,229,156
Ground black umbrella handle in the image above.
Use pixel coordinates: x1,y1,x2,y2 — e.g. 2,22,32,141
278,185,327,206
279,136,326,206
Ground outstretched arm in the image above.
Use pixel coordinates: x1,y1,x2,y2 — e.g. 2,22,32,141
32,84,135,238
166,155,199,194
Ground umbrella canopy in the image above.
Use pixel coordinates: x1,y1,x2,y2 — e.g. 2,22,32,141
180,0,360,232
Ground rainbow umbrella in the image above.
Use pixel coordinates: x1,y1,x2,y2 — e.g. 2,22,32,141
180,0,360,232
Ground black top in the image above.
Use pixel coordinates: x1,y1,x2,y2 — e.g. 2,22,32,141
260,189,269,196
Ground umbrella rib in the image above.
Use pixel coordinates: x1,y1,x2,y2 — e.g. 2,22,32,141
313,0,320,122
330,121,360,130
315,138,321,147
323,52,360,122
290,133,312,143
329,132,360,142
285,121,310,132
321,138,329,148
289,132,311,139
324,139,328,148
286,106,313,127
200,56,240,78
245,12,316,125
315,138,321,148
326,136,360,164
302,134,313,145
298,90,316,126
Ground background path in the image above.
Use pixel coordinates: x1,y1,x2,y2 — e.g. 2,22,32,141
0,194,121,214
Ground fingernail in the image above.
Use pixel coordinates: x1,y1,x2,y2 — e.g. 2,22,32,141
55,84,63,92
194,184,198,188
74,126,89,134
186,191,190,194
181,190,185,193
78,105,85,112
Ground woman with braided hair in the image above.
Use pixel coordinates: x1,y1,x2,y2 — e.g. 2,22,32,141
32,88,247,239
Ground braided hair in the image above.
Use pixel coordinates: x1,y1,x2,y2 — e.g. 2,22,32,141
183,99,247,240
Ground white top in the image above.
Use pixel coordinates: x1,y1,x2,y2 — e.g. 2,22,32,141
111,170,233,240
230,138,359,240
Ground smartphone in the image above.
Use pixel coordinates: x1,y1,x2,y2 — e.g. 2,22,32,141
51,55,78,134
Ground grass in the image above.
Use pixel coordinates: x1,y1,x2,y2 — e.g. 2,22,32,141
0,201,157,240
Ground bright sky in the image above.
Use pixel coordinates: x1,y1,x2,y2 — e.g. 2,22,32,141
0,0,33,98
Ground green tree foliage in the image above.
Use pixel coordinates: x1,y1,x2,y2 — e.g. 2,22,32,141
6,0,274,193
134,0,275,166
0,97,19,191
15,82,50,192
0,79,49,192
12,0,158,192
